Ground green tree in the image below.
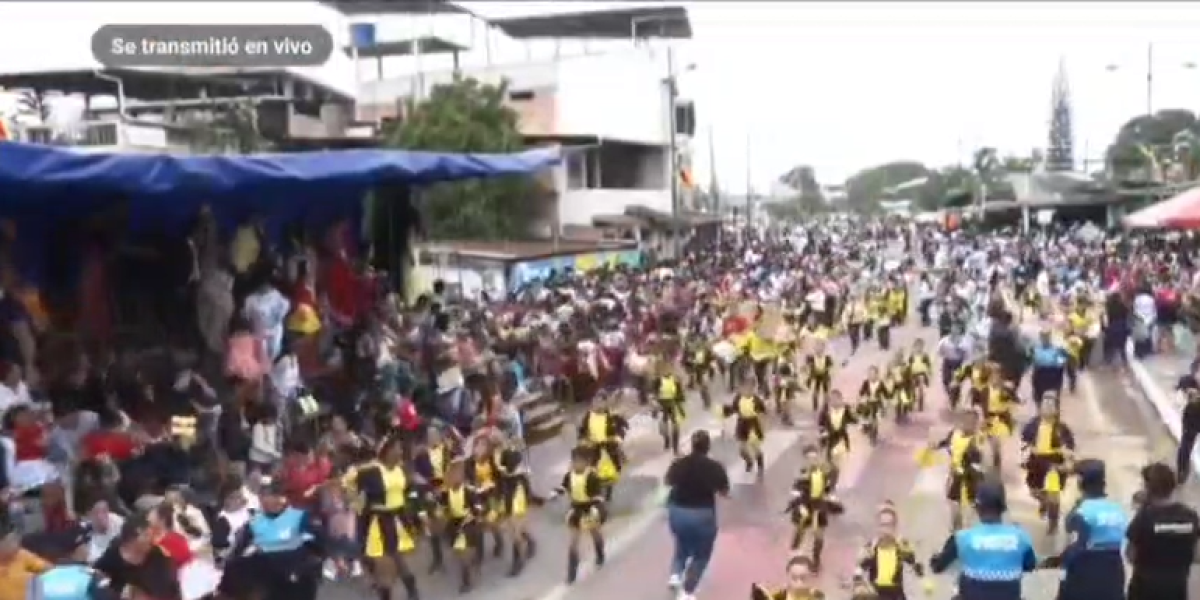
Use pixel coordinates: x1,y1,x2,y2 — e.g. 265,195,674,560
1106,108,1197,181
778,164,826,213
385,76,537,240
843,160,930,212
1002,154,1036,173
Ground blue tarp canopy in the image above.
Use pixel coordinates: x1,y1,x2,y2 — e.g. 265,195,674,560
0,141,560,231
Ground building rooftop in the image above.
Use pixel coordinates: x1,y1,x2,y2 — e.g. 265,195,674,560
344,35,467,59
490,6,692,39
323,0,464,15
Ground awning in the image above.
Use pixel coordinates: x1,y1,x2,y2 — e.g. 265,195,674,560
1124,186,1200,228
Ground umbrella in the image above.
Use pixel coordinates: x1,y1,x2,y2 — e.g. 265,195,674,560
1124,186,1200,228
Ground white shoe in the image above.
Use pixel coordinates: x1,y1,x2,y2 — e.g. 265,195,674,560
677,593,696,600
322,560,338,581
667,574,683,589
350,561,364,577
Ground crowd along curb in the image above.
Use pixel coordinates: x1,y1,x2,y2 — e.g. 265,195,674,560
1124,342,1200,479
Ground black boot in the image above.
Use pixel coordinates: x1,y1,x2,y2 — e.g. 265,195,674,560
524,533,538,558
755,453,765,474
376,585,393,600
458,565,473,594
400,574,419,600
508,542,525,577
593,536,607,567
812,538,824,572
567,551,581,584
428,539,445,573
493,532,505,559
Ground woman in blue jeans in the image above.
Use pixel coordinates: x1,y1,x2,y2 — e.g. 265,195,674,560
664,430,730,600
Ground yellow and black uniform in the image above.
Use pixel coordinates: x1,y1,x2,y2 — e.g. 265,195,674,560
787,464,841,537
345,460,419,557
843,299,869,351
953,362,990,407
908,351,932,388
983,384,1017,438
858,537,925,599
725,394,767,444
887,288,907,324
578,408,628,487
818,404,856,458
496,446,533,518
686,342,714,387
751,586,825,600
657,372,686,424
435,484,482,552
1064,331,1084,392
858,377,885,419
805,353,834,404
724,393,768,471
556,468,606,530
932,429,984,504
1020,416,1075,495
776,353,800,398
413,442,454,491
465,454,502,522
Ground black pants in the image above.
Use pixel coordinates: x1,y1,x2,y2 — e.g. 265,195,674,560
847,323,862,353
1175,402,1200,483
1030,366,1064,407
918,299,933,327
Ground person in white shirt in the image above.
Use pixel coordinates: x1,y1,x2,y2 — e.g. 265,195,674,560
248,404,283,473
243,281,291,362
0,364,31,416
85,500,125,563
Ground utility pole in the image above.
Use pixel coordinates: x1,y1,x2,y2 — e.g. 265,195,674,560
745,132,753,225
666,45,681,258
1146,42,1155,115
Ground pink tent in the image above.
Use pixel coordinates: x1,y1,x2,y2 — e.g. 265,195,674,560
1124,186,1200,228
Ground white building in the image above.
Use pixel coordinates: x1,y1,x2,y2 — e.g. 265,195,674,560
349,2,697,238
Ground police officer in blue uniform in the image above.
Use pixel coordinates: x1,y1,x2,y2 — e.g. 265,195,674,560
29,523,115,600
929,479,1037,600
221,479,328,600
1029,329,1068,408
1041,459,1128,600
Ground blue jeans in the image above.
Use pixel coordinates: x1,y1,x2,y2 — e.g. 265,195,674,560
667,505,718,594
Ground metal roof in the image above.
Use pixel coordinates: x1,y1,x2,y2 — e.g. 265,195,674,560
343,36,467,59
490,6,691,39
323,0,464,15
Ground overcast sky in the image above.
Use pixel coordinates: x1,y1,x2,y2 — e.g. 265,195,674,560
4,1,1200,194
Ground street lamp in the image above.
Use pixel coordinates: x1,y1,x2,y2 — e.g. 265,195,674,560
666,56,697,257
1104,42,1197,115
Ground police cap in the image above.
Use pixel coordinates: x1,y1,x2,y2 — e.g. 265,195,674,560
1074,458,1107,488
974,479,1008,513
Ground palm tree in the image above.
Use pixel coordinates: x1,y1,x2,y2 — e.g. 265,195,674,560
972,147,1002,201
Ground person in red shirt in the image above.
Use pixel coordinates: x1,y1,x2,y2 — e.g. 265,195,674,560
5,405,46,462
279,441,332,511
148,503,193,571
82,411,139,462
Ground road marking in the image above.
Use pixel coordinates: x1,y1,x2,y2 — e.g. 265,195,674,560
533,428,804,600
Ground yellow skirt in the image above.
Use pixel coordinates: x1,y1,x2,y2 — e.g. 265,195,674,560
361,510,416,557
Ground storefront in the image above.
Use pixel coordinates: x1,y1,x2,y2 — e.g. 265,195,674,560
508,249,643,291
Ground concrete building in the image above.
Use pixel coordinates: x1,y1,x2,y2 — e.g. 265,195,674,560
350,3,698,241
0,1,361,152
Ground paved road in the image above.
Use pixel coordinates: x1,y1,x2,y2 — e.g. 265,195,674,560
544,318,934,600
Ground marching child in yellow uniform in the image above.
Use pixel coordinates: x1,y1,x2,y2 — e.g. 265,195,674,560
922,411,985,532
655,365,686,455
434,459,483,592
786,444,844,570
578,391,629,500
1019,395,1075,535
856,501,931,600
550,447,608,584
751,555,826,600
725,377,768,474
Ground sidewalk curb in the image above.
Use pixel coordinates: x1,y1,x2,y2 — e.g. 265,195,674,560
1124,343,1198,478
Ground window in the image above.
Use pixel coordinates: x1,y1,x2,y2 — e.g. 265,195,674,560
567,153,586,190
